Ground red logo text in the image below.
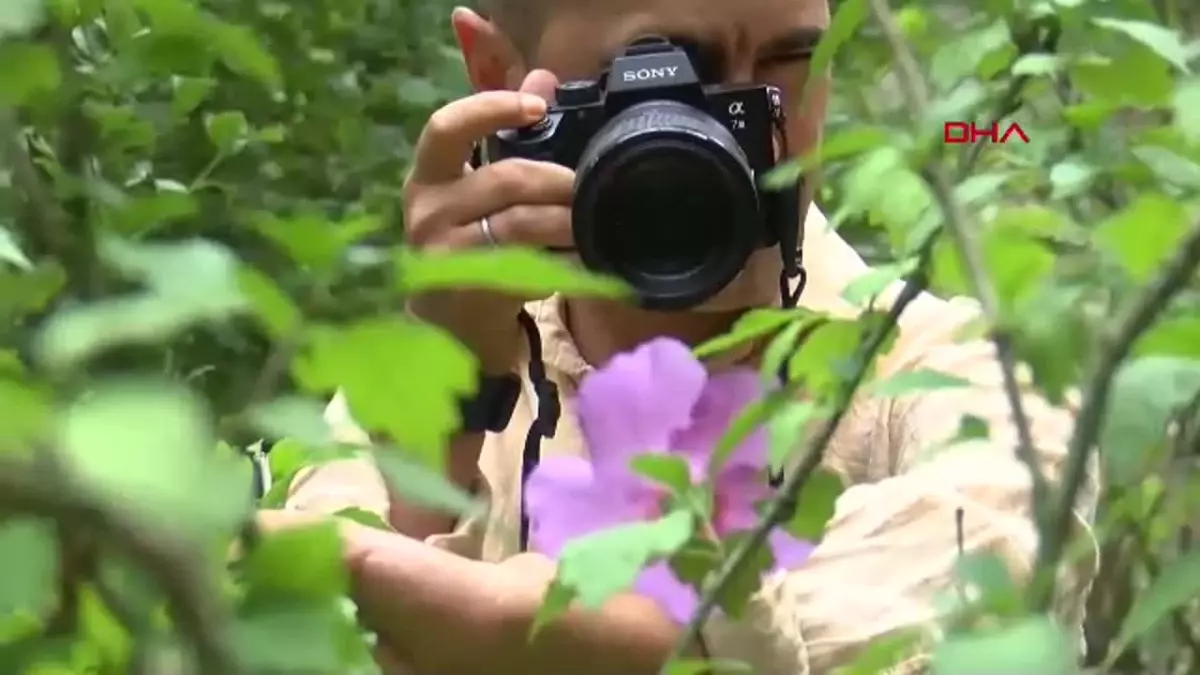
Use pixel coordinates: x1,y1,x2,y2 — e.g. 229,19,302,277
943,121,1029,144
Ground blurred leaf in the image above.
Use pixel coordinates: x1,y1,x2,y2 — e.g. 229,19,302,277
0,0,43,40
0,42,59,104
630,454,693,495
931,616,1074,674
0,227,31,270
58,381,249,539
335,507,393,531
397,247,626,297
694,309,808,359
244,522,346,605
1091,18,1190,72
535,510,693,628
767,400,824,468
1101,356,1200,483
1109,548,1200,661
373,450,479,517
0,519,56,616
662,659,752,675
1174,77,1200,143
834,629,921,675
865,368,970,398
204,111,249,155
293,318,476,466
784,468,844,540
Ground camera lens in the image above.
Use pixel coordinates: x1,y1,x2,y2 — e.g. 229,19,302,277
572,101,759,310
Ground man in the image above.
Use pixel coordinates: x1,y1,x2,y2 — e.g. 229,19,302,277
267,0,1100,673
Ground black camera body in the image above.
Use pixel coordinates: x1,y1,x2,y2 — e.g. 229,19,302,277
488,37,800,310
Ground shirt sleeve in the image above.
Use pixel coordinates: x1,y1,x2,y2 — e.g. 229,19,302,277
702,292,1102,675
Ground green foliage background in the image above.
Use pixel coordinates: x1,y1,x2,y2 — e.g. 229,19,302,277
0,0,1198,673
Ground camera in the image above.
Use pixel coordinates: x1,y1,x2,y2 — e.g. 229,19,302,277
488,36,800,310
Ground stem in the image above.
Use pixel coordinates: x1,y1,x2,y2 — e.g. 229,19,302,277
1032,218,1200,608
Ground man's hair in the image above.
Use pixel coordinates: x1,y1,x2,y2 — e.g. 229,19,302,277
476,0,547,58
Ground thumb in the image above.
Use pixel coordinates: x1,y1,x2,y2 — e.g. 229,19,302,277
519,68,559,103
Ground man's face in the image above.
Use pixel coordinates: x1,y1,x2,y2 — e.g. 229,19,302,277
529,0,829,168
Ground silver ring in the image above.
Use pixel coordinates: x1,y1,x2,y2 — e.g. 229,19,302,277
478,216,499,247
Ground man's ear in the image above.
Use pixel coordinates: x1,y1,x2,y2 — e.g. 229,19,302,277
451,7,524,92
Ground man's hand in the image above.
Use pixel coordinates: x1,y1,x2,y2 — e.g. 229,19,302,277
402,69,573,374
256,510,682,675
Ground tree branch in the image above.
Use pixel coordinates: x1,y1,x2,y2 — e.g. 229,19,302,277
1033,217,1200,608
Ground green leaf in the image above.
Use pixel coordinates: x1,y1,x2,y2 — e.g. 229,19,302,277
58,381,249,540
841,258,916,306
834,629,922,675
1091,18,1190,72
0,0,44,40
694,309,806,359
335,507,394,531
931,616,1074,674
1108,548,1200,661
932,207,1057,318
171,76,216,117
1174,77,1200,144
204,110,249,154
292,318,476,465
630,454,693,495
374,450,480,517
787,318,867,397
955,552,1022,616
784,468,844,540
803,0,866,105
0,226,31,270
36,239,247,369
244,521,346,604
1100,356,1200,484
233,603,347,671
865,368,971,398
0,519,57,616
396,247,626,298
662,658,752,675
0,42,60,105
539,510,694,627
1133,316,1200,358
767,400,824,468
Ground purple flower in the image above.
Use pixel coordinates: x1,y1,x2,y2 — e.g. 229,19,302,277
524,337,815,622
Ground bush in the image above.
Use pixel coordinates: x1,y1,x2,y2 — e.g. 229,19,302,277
0,0,1198,673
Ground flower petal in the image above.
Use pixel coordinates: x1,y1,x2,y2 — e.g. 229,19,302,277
633,562,699,624
523,456,646,557
670,369,766,471
768,530,816,570
577,338,707,480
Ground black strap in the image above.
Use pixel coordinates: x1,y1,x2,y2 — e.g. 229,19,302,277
517,309,559,548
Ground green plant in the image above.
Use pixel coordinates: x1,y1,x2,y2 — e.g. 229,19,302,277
1,0,1198,673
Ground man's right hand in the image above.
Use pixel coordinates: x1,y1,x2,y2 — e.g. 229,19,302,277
402,69,573,374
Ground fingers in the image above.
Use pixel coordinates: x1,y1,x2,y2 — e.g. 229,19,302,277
409,158,573,235
410,91,547,184
433,204,573,250
519,68,559,102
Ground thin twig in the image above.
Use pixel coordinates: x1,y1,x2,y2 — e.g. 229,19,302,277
1033,218,1200,608
868,0,1048,516
0,459,244,675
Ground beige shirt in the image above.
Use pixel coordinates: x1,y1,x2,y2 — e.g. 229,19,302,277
289,204,1100,674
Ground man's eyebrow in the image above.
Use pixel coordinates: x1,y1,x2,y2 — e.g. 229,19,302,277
758,26,824,58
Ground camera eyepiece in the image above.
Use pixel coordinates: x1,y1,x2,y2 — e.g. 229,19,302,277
490,37,796,310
